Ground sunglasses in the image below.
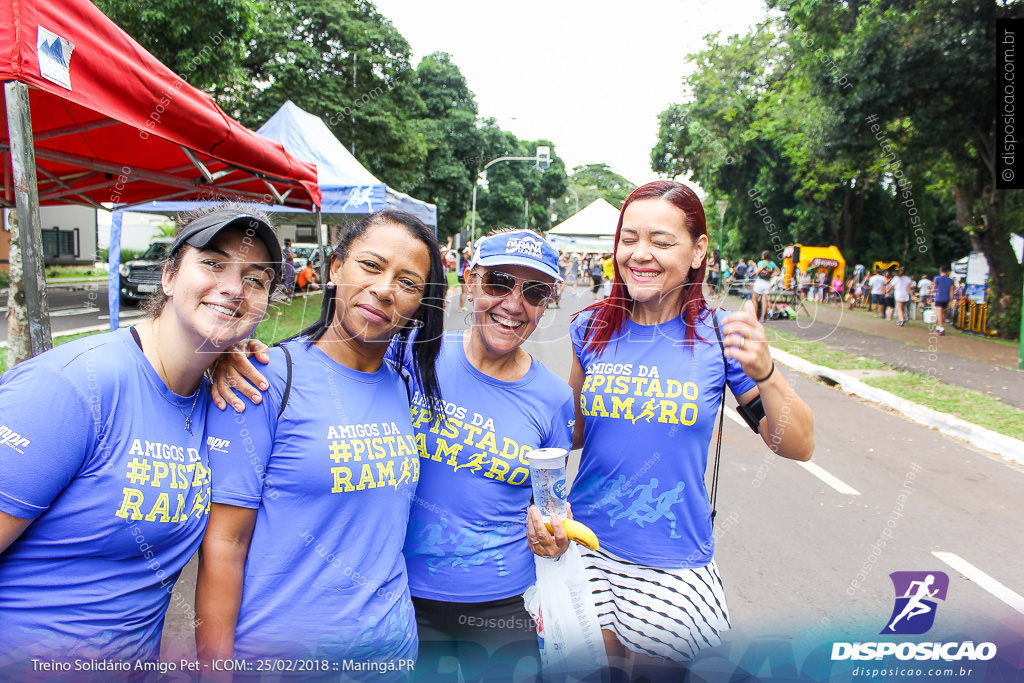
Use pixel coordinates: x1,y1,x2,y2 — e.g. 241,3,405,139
477,270,553,306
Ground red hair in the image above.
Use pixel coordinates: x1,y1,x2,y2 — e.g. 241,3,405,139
576,180,711,355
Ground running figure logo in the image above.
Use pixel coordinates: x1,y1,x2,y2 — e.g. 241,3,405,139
881,571,949,635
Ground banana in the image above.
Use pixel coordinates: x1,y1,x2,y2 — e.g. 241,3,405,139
545,519,599,551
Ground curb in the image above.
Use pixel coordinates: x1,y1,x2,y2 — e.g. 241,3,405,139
770,347,1024,465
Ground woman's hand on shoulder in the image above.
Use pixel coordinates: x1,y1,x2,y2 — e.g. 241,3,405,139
210,339,272,412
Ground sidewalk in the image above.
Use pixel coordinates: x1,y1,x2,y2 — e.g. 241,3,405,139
747,298,1024,409
715,294,1024,461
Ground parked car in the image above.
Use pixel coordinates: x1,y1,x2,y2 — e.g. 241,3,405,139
291,242,323,270
292,242,331,272
118,237,173,305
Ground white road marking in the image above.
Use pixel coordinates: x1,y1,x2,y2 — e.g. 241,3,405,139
932,551,1024,616
723,406,747,428
49,306,100,317
797,461,861,496
99,310,145,320
724,406,860,496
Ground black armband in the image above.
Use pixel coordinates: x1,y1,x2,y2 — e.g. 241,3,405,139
736,395,766,433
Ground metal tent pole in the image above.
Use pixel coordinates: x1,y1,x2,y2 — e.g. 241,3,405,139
4,81,52,360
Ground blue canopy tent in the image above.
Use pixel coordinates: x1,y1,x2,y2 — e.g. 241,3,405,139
254,100,436,226
108,100,437,329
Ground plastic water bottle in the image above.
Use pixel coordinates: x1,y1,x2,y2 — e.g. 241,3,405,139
528,448,568,521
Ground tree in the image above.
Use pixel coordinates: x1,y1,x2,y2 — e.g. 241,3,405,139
407,53,483,239
93,0,259,104
476,136,567,234
233,0,428,191
553,164,636,224
775,0,1022,334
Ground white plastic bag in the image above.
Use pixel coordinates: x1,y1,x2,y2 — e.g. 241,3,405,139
523,545,608,678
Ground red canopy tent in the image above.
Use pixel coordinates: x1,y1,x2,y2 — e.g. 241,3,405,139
1,0,321,357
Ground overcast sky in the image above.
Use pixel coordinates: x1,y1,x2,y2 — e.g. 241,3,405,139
372,0,772,188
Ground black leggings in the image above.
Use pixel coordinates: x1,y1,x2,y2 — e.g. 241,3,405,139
412,594,539,682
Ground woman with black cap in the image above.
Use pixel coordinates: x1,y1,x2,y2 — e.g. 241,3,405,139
0,204,281,674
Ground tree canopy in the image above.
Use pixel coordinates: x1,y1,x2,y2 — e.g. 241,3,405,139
95,0,575,240
654,0,1023,335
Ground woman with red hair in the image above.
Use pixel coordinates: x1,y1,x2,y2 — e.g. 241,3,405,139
534,180,814,676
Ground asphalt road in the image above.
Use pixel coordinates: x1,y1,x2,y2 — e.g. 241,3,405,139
157,291,1024,680
0,282,145,342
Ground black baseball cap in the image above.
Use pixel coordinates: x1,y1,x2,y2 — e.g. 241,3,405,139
169,209,283,281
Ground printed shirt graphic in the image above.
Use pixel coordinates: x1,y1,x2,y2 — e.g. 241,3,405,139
206,339,419,663
569,310,755,567
0,328,211,665
397,331,574,601
881,571,949,635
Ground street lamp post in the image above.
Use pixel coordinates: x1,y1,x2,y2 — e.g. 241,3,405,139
470,147,550,243
715,199,729,259
565,186,579,215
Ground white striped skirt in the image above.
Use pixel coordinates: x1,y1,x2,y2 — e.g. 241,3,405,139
580,545,730,663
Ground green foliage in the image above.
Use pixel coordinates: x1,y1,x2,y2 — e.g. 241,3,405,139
407,53,482,239
475,136,568,234
553,164,636,223
154,221,177,238
94,0,259,100
234,0,428,191
655,3,1022,334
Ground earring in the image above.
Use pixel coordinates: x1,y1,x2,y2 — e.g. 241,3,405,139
164,288,172,296
326,281,336,289
410,319,424,329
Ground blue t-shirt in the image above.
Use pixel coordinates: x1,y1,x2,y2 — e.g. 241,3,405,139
206,339,420,664
399,331,574,601
569,310,755,568
932,275,954,303
0,328,211,667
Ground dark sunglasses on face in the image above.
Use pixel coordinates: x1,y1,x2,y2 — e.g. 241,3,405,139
477,270,553,306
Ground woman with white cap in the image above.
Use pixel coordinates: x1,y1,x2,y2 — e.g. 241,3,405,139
399,228,573,679
0,205,280,674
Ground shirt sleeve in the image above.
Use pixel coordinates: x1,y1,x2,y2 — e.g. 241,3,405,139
0,365,94,519
205,386,278,509
384,331,417,375
568,311,593,359
542,395,575,451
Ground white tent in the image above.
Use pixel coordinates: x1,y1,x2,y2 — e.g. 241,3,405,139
546,198,620,253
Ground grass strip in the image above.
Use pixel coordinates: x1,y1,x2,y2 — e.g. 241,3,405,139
767,329,889,371
861,371,1024,441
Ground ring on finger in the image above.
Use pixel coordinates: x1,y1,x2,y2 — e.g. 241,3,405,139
739,336,746,349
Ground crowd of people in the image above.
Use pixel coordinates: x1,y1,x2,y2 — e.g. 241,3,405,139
845,266,958,334
702,251,964,337
0,184,815,681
